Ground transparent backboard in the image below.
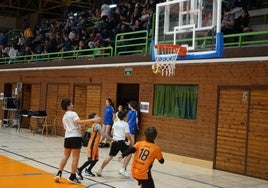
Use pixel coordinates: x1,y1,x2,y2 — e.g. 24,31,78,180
153,0,224,60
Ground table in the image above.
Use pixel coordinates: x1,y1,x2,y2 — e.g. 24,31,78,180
20,111,47,135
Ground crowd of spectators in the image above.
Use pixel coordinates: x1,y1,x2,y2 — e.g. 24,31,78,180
0,0,265,63
221,0,255,35
0,0,160,62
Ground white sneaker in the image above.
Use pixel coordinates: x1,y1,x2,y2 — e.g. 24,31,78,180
96,168,102,176
119,168,129,178
54,172,62,182
54,175,61,182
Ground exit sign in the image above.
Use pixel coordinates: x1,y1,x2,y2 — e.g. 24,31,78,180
124,68,133,76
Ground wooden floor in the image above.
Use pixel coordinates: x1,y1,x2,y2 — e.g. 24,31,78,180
0,127,267,188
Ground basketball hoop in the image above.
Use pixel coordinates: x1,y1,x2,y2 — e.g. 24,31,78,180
153,44,187,76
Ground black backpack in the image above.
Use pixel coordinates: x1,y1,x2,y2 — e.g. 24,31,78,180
82,130,91,147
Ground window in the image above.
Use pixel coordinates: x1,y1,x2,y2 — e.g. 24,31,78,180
153,85,198,120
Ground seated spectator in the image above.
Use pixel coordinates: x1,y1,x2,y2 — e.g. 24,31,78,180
130,19,143,31
117,35,129,53
139,7,154,34
0,43,5,58
101,0,111,21
114,23,130,36
23,26,34,47
17,33,26,50
221,7,235,35
145,0,157,12
44,32,62,53
68,28,79,48
0,32,7,46
77,40,90,57
87,29,99,48
32,29,44,47
233,8,252,33
1,44,10,58
41,19,50,34
196,9,213,38
12,33,25,52
88,32,102,49
60,33,73,59
61,34,72,52
21,45,34,62
8,44,19,64
76,15,86,34
80,28,90,43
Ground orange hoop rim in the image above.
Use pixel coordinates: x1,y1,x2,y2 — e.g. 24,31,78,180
154,44,181,50
154,44,187,57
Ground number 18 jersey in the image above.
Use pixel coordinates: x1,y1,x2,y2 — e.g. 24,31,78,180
131,141,163,180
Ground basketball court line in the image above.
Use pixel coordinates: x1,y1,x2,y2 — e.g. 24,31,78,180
0,129,227,188
0,147,119,188
0,142,222,188
1,128,267,188
0,154,85,188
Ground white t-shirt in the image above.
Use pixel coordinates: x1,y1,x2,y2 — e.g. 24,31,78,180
62,111,81,138
101,4,111,17
112,120,130,141
9,48,18,59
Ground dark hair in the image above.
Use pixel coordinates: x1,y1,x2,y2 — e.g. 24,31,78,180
61,98,71,111
106,98,114,108
128,100,137,109
88,112,97,119
117,110,127,120
242,8,249,16
145,126,158,143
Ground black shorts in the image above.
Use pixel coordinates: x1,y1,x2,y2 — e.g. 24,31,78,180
109,140,129,156
64,137,82,149
136,176,154,188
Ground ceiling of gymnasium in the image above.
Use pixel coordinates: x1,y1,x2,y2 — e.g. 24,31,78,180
0,0,97,18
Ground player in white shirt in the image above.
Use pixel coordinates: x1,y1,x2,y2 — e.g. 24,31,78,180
54,98,101,184
96,111,134,177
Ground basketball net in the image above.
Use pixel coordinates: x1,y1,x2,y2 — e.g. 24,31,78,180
153,44,187,77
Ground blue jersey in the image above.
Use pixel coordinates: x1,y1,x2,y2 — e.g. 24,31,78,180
127,109,137,134
103,106,114,125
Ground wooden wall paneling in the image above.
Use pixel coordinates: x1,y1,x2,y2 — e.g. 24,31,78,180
46,84,57,116
86,85,101,116
56,84,70,136
247,89,268,179
22,84,31,110
45,83,70,136
29,84,42,132
45,84,58,135
72,84,102,135
74,85,87,120
215,88,249,174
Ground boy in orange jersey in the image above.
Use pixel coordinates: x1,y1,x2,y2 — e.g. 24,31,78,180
77,113,113,180
118,126,164,188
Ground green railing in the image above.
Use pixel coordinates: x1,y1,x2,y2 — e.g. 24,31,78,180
1,30,268,65
0,46,113,65
114,30,149,56
175,30,268,49
223,30,268,47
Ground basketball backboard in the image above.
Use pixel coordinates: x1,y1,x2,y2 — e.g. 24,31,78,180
152,0,224,60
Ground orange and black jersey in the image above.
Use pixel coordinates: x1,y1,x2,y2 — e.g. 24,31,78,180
122,141,164,180
87,123,101,160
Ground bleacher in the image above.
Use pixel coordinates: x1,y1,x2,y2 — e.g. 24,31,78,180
0,2,268,65
248,8,268,32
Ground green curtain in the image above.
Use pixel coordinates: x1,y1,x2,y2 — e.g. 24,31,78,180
153,85,198,119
